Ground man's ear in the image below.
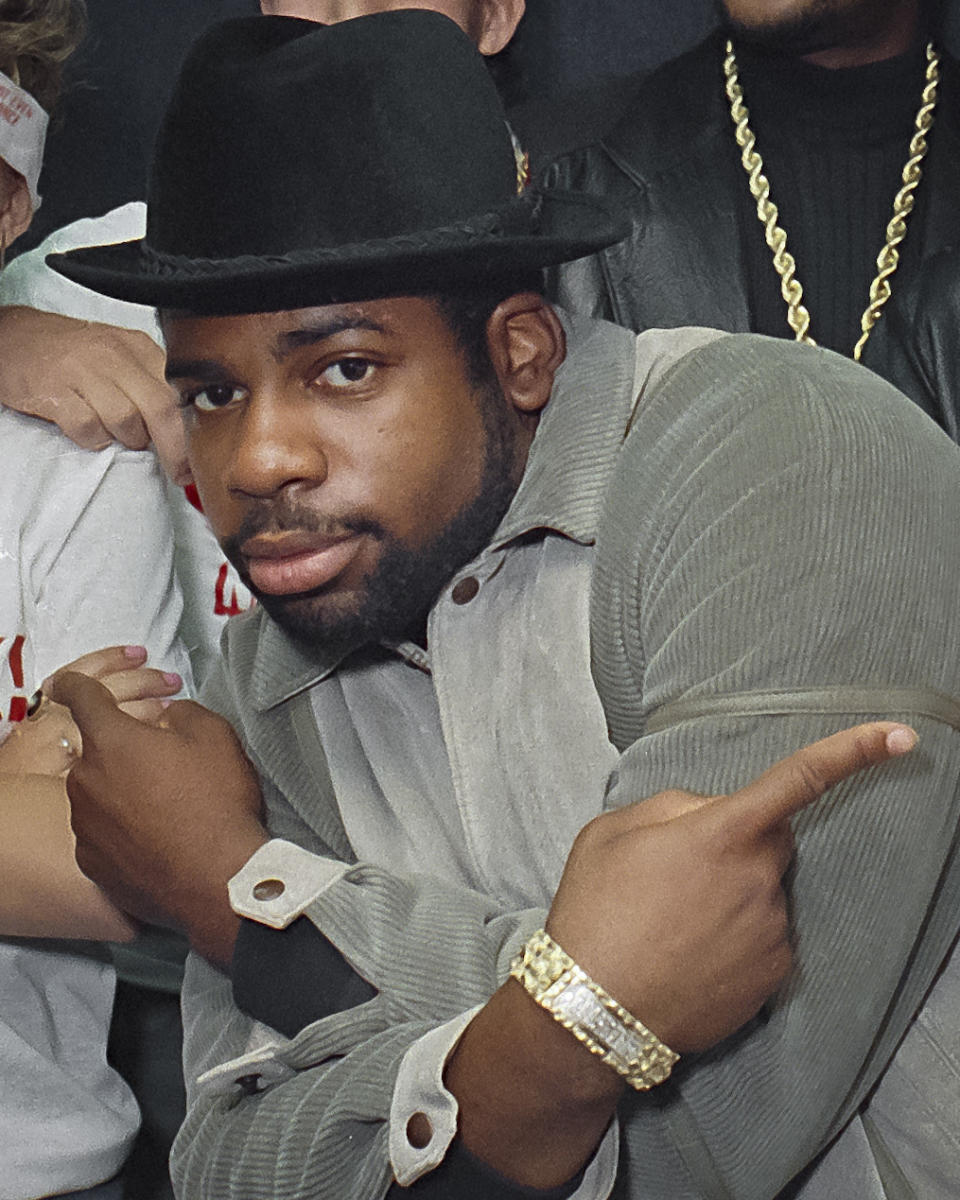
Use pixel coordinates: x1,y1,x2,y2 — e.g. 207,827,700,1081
485,293,565,417
476,0,525,55
0,165,32,255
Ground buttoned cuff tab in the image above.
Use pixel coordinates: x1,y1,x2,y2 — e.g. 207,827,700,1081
389,1006,482,1186
195,1038,295,1099
228,838,350,929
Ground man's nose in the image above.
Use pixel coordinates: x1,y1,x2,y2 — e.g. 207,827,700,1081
227,394,327,499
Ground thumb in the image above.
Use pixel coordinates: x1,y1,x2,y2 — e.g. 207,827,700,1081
45,670,129,743
724,721,917,833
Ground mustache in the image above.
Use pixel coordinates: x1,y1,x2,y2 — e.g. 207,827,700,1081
221,502,386,562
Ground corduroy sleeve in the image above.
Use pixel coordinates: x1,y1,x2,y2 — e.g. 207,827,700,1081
590,335,960,1198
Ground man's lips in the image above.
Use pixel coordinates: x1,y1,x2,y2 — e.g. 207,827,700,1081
241,531,363,596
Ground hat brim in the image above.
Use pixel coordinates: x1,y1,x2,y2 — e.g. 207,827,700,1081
48,190,627,315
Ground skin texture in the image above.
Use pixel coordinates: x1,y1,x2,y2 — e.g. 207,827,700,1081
258,0,526,55
163,295,553,645
0,645,182,941
0,158,31,254
0,307,188,477
720,0,922,66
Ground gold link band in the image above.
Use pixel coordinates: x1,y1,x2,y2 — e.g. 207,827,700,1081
509,928,679,1091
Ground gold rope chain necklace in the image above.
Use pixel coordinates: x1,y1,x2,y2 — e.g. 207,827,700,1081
723,39,940,361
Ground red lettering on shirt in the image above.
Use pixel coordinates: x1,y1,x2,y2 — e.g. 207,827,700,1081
5,634,27,721
214,562,246,617
184,483,204,513
8,633,24,688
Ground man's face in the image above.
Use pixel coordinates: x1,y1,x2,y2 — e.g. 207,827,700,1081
259,1,487,43
165,297,526,645
718,0,917,55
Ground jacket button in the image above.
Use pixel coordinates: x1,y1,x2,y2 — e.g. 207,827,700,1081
253,878,285,901
406,1112,433,1149
451,576,479,605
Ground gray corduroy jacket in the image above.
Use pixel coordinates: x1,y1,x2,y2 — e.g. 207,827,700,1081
173,318,960,1200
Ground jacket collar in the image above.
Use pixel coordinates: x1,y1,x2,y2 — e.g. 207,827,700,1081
248,308,638,712
490,308,638,549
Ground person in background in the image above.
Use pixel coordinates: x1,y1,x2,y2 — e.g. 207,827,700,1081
0,4,196,1198
547,0,960,425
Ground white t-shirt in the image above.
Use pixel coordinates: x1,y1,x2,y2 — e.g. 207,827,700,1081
2,200,253,687
0,204,248,1196
0,411,193,1196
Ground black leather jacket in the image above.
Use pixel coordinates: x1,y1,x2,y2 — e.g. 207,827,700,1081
546,33,960,431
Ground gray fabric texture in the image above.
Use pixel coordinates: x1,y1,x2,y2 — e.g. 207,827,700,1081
173,322,960,1199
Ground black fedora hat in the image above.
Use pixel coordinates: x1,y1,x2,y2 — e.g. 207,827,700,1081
49,10,627,314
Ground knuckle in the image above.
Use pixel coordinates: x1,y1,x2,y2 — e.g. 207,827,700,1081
575,812,608,846
792,754,829,801
848,729,877,773
111,409,149,448
66,412,109,449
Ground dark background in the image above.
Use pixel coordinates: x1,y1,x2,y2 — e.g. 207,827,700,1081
16,0,960,252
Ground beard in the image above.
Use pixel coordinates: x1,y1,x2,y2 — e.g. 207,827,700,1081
718,0,906,57
221,379,521,649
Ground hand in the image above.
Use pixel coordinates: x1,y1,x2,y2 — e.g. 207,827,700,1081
0,644,183,776
0,306,189,482
447,722,917,1190
47,663,268,967
546,721,918,1054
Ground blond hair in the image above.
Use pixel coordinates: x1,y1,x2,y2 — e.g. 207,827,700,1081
0,0,86,112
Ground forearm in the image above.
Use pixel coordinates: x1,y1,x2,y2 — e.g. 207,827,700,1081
0,772,135,940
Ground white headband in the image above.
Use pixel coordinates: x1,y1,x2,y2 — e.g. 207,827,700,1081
0,70,47,210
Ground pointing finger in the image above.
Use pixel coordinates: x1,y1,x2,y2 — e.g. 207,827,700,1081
725,721,917,833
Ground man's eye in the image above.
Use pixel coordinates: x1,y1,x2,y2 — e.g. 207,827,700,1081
182,385,246,412
322,359,375,389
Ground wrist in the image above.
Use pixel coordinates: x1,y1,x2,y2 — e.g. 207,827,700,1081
444,978,622,1188
181,822,268,969
511,929,679,1092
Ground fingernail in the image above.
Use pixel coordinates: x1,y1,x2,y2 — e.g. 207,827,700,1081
886,726,917,755
163,672,182,687
124,645,147,661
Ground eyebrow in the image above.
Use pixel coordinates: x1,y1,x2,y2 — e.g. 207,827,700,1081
164,313,392,383
271,314,390,361
164,358,231,384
